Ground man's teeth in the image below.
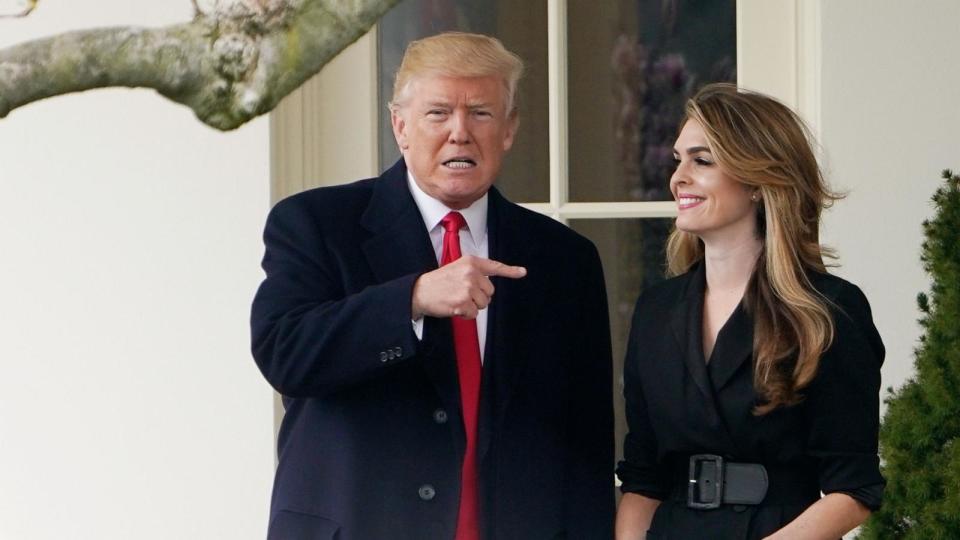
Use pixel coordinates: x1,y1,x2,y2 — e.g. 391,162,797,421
445,160,475,169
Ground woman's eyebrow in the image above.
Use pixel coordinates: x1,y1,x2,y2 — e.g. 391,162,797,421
673,145,712,155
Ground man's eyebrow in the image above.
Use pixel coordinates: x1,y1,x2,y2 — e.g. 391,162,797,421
424,100,452,108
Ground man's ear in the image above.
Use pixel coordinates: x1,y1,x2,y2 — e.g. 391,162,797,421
502,109,519,152
391,108,409,151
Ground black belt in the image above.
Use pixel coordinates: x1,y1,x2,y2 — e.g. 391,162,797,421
671,454,819,509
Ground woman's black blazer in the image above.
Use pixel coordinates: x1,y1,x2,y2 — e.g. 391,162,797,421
617,262,885,539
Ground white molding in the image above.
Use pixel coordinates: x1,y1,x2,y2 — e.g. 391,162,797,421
737,0,822,133
269,29,379,202
796,0,822,139
520,201,677,220
367,27,381,174
736,0,798,108
547,0,569,214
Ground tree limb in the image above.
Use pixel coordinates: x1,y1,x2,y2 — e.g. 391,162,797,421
0,0,401,130
0,0,38,18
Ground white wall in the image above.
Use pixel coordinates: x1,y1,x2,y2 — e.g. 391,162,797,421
819,0,960,400
0,2,275,539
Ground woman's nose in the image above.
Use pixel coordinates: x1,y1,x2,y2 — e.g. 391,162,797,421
670,162,690,187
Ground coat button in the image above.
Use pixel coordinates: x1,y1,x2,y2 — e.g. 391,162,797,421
379,351,388,363
394,346,402,357
433,409,448,424
418,484,436,501
388,349,397,360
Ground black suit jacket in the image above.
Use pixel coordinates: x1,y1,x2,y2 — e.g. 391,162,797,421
617,262,885,539
251,160,615,539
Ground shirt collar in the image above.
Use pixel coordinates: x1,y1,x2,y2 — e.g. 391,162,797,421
407,170,488,246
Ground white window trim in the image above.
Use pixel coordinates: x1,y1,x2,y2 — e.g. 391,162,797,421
532,0,820,225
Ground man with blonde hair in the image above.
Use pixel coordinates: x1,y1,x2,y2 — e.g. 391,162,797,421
252,32,614,539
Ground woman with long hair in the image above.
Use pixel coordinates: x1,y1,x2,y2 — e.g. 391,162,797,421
615,83,885,539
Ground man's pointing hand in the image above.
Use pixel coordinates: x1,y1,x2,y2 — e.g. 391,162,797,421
412,256,527,320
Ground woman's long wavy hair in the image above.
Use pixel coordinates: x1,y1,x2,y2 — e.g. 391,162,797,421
666,83,843,414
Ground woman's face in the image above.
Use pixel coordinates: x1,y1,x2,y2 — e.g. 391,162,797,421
670,119,758,244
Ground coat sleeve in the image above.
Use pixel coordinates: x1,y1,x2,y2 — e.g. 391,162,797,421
804,282,886,510
562,241,616,538
616,290,672,500
250,195,421,398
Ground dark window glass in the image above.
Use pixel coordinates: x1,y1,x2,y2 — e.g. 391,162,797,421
568,0,736,202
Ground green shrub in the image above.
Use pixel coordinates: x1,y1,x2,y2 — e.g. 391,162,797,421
860,170,960,539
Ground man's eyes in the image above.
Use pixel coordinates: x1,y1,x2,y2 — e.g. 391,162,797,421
423,109,493,119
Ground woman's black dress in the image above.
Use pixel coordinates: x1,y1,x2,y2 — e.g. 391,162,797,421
617,263,885,539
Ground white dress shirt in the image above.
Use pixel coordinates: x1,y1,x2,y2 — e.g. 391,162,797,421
407,171,489,362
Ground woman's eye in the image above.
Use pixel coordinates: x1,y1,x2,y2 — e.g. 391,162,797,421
695,157,714,166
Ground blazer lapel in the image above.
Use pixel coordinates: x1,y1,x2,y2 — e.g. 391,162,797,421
359,160,462,421
669,262,742,453
669,262,714,403
707,302,754,392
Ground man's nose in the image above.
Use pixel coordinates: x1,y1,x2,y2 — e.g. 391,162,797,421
448,111,471,144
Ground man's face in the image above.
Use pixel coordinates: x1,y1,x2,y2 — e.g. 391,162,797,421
391,75,518,209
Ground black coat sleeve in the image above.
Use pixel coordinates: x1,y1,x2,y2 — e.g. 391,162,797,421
617,290,672,500
250,195,421,398
563,241,616,538
804,282,886,510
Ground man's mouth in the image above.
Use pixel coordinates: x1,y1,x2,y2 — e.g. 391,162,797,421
443,158,477,169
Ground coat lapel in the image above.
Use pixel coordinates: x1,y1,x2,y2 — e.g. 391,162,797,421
359,160,462,423
707,302,754,392
360,160,438,284
669,262,741,453
706,299,754,457
669,262,714,403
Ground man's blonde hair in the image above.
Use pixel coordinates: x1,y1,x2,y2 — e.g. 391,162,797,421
389,32,524,115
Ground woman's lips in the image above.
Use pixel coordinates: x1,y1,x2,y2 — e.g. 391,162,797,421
677,196,704,210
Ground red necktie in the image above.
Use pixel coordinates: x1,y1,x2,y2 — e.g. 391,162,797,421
440,211,482,540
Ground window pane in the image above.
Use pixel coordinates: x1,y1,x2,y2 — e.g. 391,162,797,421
377,0,549,203
568,0,736,202
569,218,674,463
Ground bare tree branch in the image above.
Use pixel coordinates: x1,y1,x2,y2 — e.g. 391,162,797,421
0,0,400,130
0,0,38,19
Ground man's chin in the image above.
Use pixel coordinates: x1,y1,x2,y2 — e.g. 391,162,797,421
437,168,483,183
438,188,487,209
435,178,492,201
440,196,476,210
